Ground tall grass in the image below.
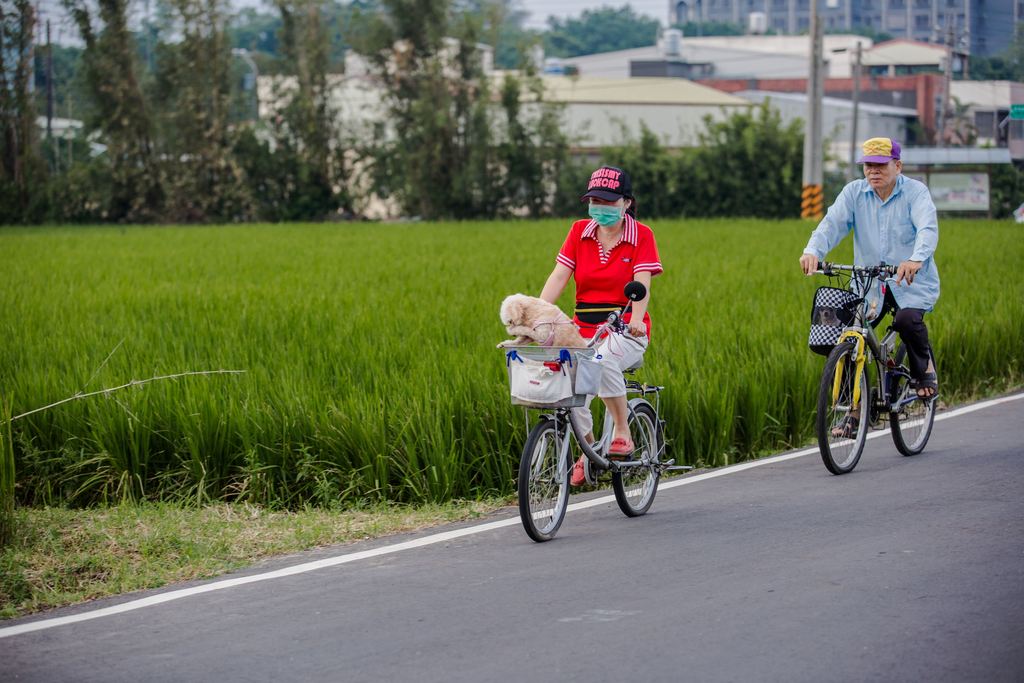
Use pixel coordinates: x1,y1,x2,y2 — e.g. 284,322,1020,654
1,219,1021,508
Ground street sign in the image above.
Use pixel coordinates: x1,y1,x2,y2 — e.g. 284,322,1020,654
1010,104,1024,120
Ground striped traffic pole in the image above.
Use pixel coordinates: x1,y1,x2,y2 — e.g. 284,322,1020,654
801,184,824,220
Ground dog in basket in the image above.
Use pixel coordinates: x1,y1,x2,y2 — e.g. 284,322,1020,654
497,294,586,348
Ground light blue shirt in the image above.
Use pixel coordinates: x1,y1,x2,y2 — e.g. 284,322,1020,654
803,174,940,311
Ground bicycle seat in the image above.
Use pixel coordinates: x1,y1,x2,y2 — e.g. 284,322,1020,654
623,360,644,373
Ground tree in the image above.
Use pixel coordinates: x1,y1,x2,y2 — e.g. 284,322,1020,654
349,0,576,219
600,124,685,218
684,102,804,218
250,0,352,220
470,0,540,70
672,21,743,37
153,0,254,222
33,43,82,121
349,0,499,218
829,25,892,43
0,0,47,223
543,6,660,58
497,70,579,218
66,0,164,221
939,95,978,147
229,8,283,57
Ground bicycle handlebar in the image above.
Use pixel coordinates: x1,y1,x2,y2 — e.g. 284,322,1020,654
584,280,648,348
817,262,897,278
586,310,626,348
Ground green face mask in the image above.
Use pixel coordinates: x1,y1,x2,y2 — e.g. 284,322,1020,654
588,204,623,227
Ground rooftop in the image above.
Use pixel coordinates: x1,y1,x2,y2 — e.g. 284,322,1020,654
736,90,918,117
540,76,751,106
861,40,946,67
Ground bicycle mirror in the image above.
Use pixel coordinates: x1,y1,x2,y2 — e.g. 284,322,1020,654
624,281,646,301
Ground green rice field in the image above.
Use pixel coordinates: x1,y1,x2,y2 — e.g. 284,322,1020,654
1,219,1022,508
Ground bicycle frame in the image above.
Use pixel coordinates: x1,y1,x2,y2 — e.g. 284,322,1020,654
577,386,666,471
821,263,918,415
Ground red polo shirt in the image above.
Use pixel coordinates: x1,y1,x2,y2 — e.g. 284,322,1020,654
556,215,663,339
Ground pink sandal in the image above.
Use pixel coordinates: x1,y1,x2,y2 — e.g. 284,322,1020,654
608,437,635,460
570,457,587,487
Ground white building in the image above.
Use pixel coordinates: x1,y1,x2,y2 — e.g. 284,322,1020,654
559,33,873,81
537,75,751,151
258,70,752,154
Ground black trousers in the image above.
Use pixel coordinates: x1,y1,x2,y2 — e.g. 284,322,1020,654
877,288,933,378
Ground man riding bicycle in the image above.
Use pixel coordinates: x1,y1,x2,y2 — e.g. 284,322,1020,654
799,137,940,400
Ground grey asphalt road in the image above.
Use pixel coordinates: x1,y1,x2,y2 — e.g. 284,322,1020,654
3,396,1023,683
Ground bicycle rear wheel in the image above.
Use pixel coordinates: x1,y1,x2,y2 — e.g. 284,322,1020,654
889,346,936,456
817,340,870,474
612,401,661,517
518,418,570,542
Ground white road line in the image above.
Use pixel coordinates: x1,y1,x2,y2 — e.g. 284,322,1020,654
2,391,1021,639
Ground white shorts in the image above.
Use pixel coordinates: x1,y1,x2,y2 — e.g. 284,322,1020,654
571,332,648,437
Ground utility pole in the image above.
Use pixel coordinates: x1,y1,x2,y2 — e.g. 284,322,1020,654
848,41,861,181
801,0,824,220
938,20,954,146
46,20,53,141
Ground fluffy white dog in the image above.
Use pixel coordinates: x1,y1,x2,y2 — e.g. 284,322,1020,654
497,294,586,348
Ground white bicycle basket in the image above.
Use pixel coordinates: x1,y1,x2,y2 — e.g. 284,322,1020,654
504,347,597,408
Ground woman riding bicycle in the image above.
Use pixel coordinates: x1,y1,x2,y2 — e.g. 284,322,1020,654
538,166,663,486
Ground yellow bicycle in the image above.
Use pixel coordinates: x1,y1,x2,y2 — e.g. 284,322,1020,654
810,263,937,474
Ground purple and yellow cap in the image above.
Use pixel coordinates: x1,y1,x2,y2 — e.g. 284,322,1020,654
857,137,901,163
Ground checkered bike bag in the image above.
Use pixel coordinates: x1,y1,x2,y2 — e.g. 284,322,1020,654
808,286,861,355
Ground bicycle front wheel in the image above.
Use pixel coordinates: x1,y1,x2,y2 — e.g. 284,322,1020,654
518,418,570,542
817,341,870,474
612,401,661,517
889,346,936,456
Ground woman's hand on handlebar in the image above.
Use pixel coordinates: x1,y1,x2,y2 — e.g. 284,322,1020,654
627,319,646,337
800,253,819,275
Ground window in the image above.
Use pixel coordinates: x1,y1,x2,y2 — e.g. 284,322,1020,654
975,111,995,138
915,14,932,29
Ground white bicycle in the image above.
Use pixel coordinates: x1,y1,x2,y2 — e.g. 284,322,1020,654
503,282,687,542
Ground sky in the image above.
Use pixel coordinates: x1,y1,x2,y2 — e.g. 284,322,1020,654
32,0,674,44
514,0,670,30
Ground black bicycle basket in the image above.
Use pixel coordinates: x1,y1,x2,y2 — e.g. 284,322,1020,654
808,286,861,355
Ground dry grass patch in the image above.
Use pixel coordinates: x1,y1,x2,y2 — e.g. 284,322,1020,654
0,498,511,620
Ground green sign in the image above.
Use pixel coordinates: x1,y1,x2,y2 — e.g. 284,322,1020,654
1011,104,1024,120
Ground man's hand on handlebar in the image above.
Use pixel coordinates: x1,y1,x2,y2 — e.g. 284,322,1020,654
800,253,819,275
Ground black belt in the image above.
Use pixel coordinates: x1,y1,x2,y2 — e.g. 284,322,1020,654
575,301,625,325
